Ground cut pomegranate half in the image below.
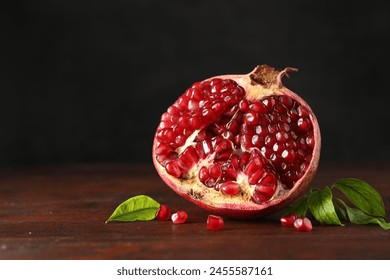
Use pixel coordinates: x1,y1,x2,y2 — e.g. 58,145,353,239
153,65,321,218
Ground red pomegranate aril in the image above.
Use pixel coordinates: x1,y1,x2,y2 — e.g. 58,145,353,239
251,134,264,147
249,101,267,113
156,205,171,221
288,108,299,122
167,105,180,115
306,133,315,149
297,105,309,118
248,169,265,185
165,161,182,178
274,103,287,114
174,134,186,147
202,108,217,122
260,173,276,185
265,135,276,147
262,97,275,112
280,212,298,227
222,164,237,179
272,142,284,153
155,143,172,155
244,160,262,175
201,139,213,155
297,118,311,132
239,99,249,112
207,215,224,231
214,138,232,154
254,184,276,202
244,112,258,125
199,166,209,181
276,131,289,142
209,164,222,179
188,99,199,111
153,65,321,218
171,211,188,224
279,95,294,108
190,116,203,129
294,217,313,232
281,149,296,164
221,181,240,196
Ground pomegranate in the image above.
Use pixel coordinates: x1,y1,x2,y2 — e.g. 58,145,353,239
153,65,321,218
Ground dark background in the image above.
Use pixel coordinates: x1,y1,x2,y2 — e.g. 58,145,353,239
1,0,389,165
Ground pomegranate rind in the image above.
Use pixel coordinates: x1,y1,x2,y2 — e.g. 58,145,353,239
152,65,321,218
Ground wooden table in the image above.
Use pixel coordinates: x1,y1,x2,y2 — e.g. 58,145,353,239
0,162,389,260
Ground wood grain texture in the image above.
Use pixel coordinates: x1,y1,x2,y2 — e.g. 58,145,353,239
0,162,389,260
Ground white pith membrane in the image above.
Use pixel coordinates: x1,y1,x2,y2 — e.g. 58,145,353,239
153,65,320,215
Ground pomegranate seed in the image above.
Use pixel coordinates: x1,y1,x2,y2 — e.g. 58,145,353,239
252,191,269,203
202,108,217,122
171,211,188,224
199,166,209,182
251,134,264,147
274,103,287,114
280,212,297,227
297,118,311,133
207,215,224,231
297,105,309,118
288,108,299,122
165,161,182,178
306,133,315,149
167,105,180,115
214,138,232,155
209,164,222,179
254,184,276,201
272,142,285,153
189,88,202,100
239,99,249,112
249,101,267,113
279,95,293,107
281,149,296,164
190,116,203,129
221,181,240,196
265,135,276,147
222,163,237,179
259,172,276,185
244,112,258,125
201,139,213,155
294,217,313,232
244,160,262,175
275,131,289,142
156,205,171,221
248,169,265,185
155,143,172,155
188,99,199,111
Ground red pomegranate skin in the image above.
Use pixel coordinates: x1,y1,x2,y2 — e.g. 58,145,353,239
153,65,321,218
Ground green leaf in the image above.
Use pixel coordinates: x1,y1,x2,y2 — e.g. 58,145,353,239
337,199,390,230
307,187,343,225
106,195,160,223
283,195,309,217
334,202,347,221
332,178,386,218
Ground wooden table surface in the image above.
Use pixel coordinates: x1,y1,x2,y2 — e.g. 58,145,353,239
0,162,389,260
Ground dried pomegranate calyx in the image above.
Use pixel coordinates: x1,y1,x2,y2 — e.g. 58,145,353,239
153,65,321,218
249,65,297,89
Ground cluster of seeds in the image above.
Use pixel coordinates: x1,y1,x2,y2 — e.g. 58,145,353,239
154,78,314,203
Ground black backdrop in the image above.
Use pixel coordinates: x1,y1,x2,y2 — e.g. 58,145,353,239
1,0,390,165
